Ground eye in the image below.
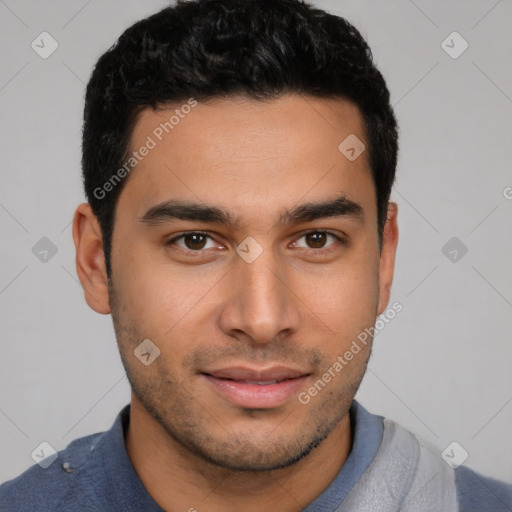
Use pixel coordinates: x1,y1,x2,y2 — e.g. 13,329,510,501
168,232,219,251
293,231,342,250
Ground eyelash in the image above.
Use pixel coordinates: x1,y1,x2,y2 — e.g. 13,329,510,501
166,230,346,254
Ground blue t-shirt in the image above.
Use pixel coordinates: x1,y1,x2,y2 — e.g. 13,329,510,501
1,400,510,511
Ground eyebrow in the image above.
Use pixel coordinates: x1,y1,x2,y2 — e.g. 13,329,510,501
139,195,364,227
281,196,363,225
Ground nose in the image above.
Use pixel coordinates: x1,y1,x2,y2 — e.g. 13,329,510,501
218,250,301,346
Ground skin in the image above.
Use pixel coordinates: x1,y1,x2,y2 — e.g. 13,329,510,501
73,94,398,512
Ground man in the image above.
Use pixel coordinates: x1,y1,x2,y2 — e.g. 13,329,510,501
1,0,510,510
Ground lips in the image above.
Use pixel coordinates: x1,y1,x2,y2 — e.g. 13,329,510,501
238,380,280,385
201,366,309,408
204,366,306,382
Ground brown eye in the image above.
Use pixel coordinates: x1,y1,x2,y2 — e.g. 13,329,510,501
294,231,343,252
168,232,217,251
182,233,208,250
305,232,328,249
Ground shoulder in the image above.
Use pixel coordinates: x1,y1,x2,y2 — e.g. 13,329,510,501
455,464,512,512
378,416,511,510
0,429,109,512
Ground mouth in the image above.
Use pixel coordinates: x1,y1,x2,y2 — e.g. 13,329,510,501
200,366,310,409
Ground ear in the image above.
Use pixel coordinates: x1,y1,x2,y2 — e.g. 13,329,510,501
72,203,111,314
377,202,399,316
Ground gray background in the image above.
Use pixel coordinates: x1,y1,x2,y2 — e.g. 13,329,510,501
1,0,511,484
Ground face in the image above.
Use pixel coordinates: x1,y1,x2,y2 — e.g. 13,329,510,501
78,94,398,472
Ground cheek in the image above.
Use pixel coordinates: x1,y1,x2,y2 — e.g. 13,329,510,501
113,245,221,341
297,252,380,337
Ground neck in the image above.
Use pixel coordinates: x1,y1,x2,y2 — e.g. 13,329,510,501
125,394,352,512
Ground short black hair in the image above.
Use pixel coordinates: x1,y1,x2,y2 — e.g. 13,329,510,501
82,0,398,278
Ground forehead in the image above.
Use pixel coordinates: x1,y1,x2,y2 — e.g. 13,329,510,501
119,94,375,225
